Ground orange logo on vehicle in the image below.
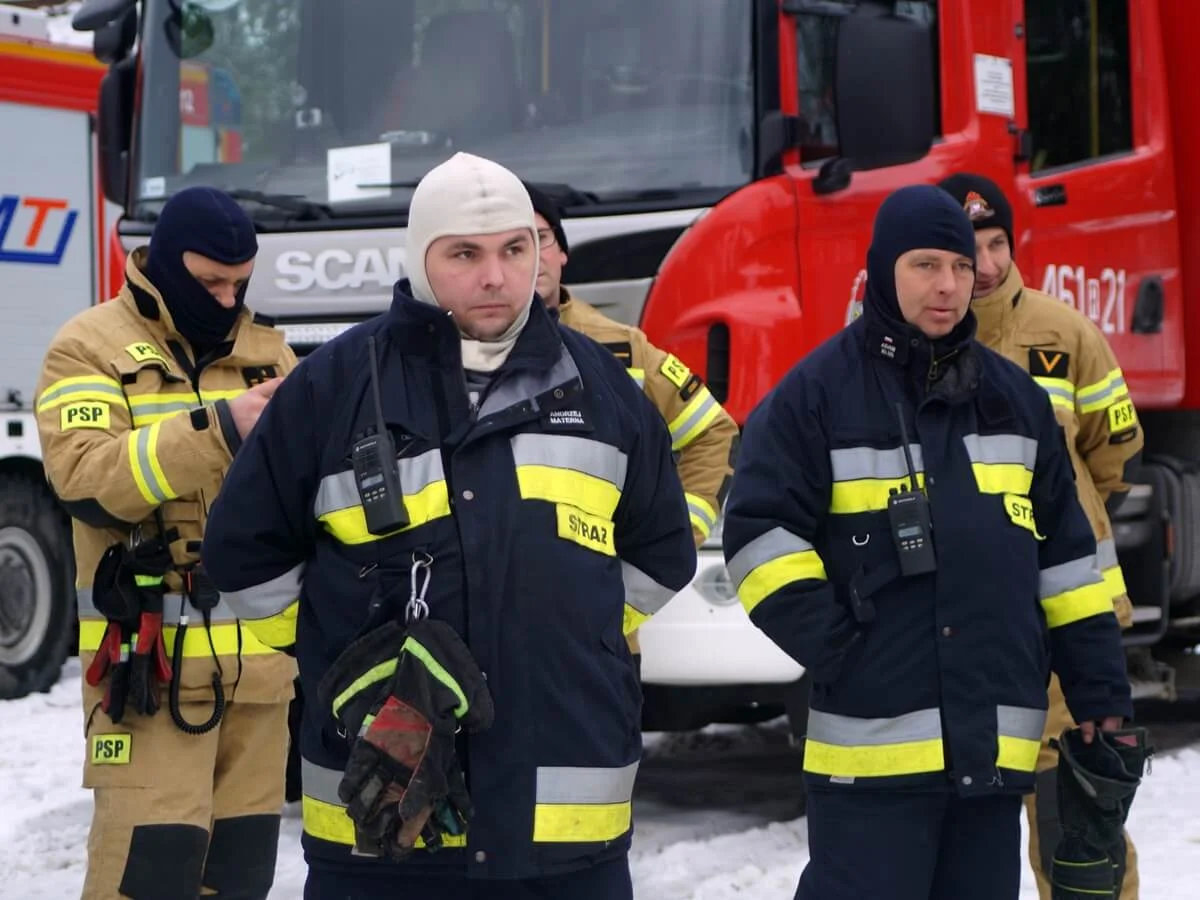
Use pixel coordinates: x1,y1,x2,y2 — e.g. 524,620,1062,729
963,191,995,222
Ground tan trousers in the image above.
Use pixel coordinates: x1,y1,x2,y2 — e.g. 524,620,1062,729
82,698,290,899
1025,674,1139,899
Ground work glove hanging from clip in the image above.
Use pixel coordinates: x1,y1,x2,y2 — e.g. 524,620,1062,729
126,537,175,717
85,544,142,723
1050,726,1153,899
316,618,494,861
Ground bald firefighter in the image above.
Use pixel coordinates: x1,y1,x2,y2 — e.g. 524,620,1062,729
939,173,1144,900
36,188,298,899
525,184,739,662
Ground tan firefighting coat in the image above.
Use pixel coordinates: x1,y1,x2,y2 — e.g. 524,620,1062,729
973,263,1142,627
35,249,299,709
559,290,738,654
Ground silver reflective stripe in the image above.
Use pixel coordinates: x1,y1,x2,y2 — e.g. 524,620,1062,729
997,705,1046,741
961,433,1038,470
725,527,816,589
480,345,582,419
830,444,925,481
535,762,640,805
1077,375,1126,408
1096,537,1119,570
129,399,195,417
622,561,676,615
313,450,445,519
687,497,717,533
134,425,172,502
669,391,718,447
807,707,943,746
301,758,345,806
37,379,124,409
76,587,240,625
1040,554,1103,598
222,563,304,620
510,434,628,490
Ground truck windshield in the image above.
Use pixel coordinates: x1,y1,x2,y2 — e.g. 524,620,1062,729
131,0,753,224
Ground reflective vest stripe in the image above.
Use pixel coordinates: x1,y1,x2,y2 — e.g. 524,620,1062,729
962,433,1038,495
1077,369,1129,414
78,617,277,657
621,562,677,634
128,423,177,504
36,375,125,412
532,761,639,843
220,563,305,649
511,434,627,521
668,387,721,451
725,526,827,614
686,492,718,538
314,450,451,545
1039,554,1112,627
1032,376,1075,414
829,444,926,514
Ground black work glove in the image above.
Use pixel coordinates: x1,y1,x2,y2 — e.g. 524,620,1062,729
317,618,494,860
126,538,175,716
85,543,145,723
1050,726,1152,899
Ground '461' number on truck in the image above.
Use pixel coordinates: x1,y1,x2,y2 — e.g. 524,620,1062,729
1041,265,1127,335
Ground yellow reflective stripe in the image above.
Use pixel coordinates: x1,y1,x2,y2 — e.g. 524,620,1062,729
726,527,827,614
971,463,1034,495
668,387,721,451
331,658,397,719
803,738,945,778
302,795,465,849
1042,581,1114,628
1102,564,1127,598
36,375,125,412
687,493,718,538
199,388,247,403
1077,369,1129,414
829,445,925,514
627,368,645,388
623,604,650,636
831,474,925,513
963,433,1037,496
127,423,177,504
243,600,300,650
1033,376,1076,414
739,552,826,614
532,802,631,843
79,619,277,657
997,736,1041,772
402,636,468,718
126,394,197,426
516,466,620,520
319,480,451,545
996,705,1045,773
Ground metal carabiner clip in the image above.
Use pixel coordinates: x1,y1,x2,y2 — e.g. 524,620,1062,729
405,550,434,623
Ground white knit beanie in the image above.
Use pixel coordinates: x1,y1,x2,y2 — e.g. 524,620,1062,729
405,152,537,308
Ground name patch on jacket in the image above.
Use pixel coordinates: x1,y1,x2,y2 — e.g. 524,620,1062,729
60,400,111,431
1028,348,1070,379
90,733,131,765
1004,493,1043,539
124,341,171,367
556,503,615,555
242,365,279,387
545,408,588,431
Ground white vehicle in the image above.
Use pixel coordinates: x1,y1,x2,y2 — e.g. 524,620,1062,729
62,0,809,734
0,4,121,698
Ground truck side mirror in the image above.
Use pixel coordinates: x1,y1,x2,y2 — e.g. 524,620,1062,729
93,7,138,64
97,57,137,207
72,0,138,32
815,3,936,194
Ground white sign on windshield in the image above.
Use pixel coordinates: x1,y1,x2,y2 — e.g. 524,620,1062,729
327,143,392,203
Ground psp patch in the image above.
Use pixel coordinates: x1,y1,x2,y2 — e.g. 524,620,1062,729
659,353,692,389
60,400,111,431
1028,348,1070,379
124,341,170,367
90,733,132,765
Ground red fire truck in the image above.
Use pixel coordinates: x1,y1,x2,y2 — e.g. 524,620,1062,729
54,0,1199,730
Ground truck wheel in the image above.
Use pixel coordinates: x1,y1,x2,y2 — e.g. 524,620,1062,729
0,474,74,699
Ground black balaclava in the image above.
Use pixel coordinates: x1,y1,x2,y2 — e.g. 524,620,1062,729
864,184,978,359
144,186,258,357
937,172,1015,251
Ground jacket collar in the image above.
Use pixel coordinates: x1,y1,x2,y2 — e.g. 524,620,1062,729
860,285,977,375
970,262,1025,348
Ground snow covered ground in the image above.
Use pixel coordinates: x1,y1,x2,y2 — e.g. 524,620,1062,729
2,660,1198,899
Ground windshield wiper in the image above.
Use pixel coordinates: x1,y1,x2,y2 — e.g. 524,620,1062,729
225,189,333,222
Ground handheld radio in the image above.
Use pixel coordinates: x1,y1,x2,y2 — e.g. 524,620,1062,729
887,402,936,576
351,335,409,535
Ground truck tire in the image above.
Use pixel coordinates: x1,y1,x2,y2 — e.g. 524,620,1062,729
0,473,74,699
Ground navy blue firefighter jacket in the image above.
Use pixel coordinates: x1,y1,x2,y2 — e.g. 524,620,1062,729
200,283,697,879
722,293,1133,797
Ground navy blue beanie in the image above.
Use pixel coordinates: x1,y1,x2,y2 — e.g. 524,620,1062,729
865,184,977,325
145,187,258,355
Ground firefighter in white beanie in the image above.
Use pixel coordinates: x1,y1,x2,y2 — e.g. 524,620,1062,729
203,151,697,898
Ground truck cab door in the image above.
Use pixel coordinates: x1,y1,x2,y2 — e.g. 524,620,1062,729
1014,0,1183,404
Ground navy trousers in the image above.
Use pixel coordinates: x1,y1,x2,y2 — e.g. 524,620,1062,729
795,789,1023,900
303,856,632,900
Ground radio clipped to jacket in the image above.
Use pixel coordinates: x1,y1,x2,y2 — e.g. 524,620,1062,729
353,335,409,536
888,402,937,577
